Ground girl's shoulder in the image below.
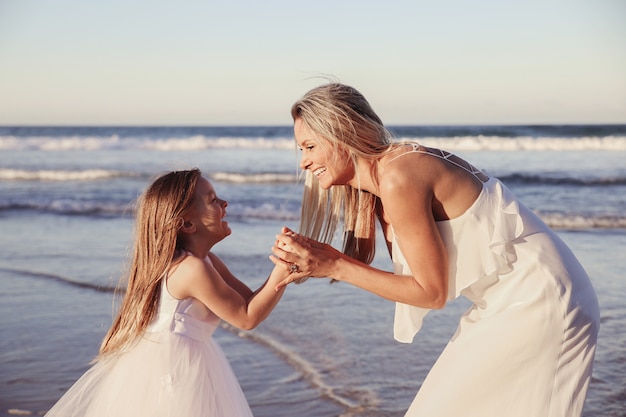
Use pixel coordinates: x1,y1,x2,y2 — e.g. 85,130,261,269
167,252,215,299
174,252,215,275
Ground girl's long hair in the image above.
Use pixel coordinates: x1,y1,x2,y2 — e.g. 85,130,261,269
97,169,201,360
291,83,394,264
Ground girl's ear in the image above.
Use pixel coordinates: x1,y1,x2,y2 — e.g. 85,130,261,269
180,219,196,234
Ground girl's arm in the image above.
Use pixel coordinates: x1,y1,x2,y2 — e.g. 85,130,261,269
208,252,254,299
168,253,289,330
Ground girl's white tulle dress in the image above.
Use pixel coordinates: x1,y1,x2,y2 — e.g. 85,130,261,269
393,176,600,417
45,276,253,417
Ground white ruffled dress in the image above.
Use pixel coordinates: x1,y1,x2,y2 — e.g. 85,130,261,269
393,177,600,417
45,270,253,417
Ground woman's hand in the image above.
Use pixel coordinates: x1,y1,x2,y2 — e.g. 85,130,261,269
270,227,341,290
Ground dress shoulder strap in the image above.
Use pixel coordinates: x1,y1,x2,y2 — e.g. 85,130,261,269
384,142,421,166
385,142,488,183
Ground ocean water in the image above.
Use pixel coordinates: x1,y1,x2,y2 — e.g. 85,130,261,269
0,125,625,416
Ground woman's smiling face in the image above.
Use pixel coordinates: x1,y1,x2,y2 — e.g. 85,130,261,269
294,118,354,189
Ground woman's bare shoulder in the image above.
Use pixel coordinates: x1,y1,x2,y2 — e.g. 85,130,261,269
380,149,439,190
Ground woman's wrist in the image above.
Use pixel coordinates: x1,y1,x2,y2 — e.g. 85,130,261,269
330,253,349,282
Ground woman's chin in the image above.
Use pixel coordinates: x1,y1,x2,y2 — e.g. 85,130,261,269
318,178,333,189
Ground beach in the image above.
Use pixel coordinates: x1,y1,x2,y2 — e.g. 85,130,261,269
0,125,625,416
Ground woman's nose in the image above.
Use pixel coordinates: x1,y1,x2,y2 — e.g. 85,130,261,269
299,154,310,171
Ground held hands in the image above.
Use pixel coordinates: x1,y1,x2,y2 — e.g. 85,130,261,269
270,227,340,290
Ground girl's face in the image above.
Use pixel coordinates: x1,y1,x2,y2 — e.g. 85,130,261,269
189,176,231,243
294,118,354,189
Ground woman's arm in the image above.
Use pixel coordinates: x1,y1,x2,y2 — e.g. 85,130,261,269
273,161,450,309
374,163,449,307
272,230,446,309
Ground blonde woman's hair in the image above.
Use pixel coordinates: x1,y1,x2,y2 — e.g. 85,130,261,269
291,83,394,264
98,169,202,359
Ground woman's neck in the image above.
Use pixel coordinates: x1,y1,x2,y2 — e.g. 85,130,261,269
347,156,388,195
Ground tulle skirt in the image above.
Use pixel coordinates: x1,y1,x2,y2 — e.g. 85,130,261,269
45,331,253,417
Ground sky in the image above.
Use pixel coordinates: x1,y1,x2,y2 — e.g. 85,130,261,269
0,0,624,126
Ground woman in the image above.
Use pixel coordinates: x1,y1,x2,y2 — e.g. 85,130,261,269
272,83,600,416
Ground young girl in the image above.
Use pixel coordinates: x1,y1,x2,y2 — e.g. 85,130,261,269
273,83,600,417
45,168,290,417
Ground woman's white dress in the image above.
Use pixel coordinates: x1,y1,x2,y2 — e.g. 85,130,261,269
392,173,600,417
45,274,254,417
